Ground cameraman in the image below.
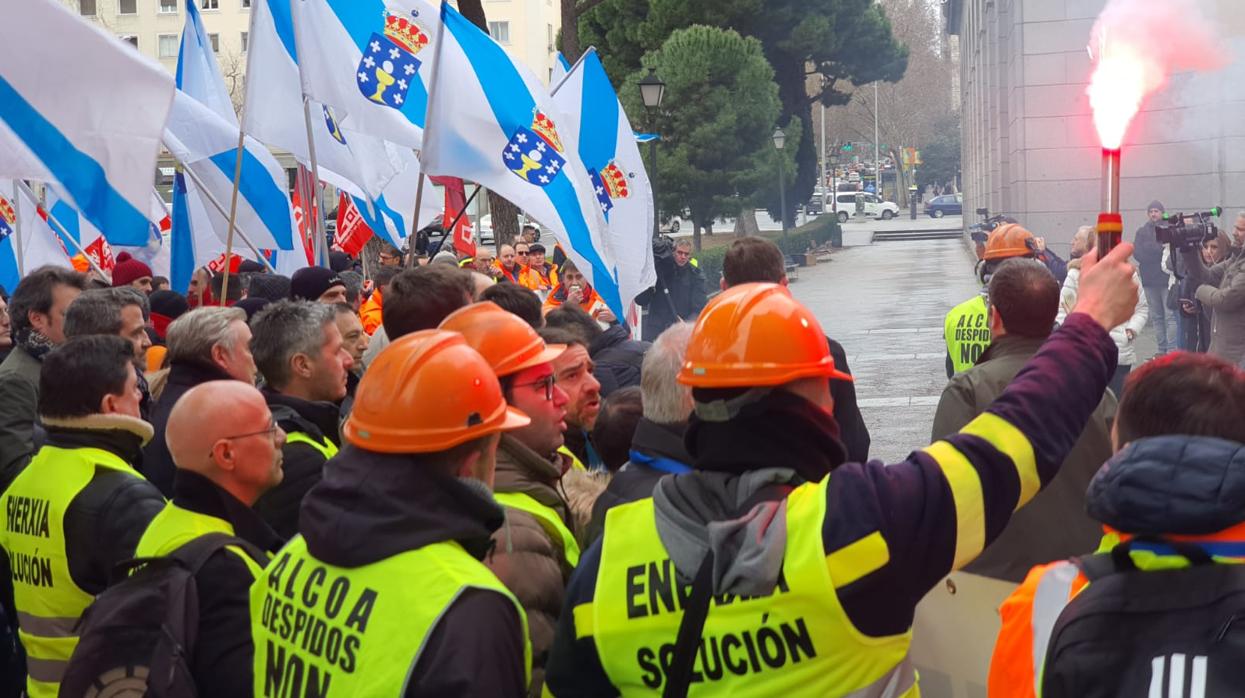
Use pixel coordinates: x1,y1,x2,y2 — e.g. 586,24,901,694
1181,211,1245,365
1134,200,1177,355
636,237,706,341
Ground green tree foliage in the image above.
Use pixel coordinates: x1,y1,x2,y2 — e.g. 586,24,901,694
916,114,961,192
619,26,782,249
582,0,908,211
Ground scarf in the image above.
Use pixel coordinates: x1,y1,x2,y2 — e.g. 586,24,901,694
14,327,56,362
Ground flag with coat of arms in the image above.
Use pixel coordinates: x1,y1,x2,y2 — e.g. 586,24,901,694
421,1,622,318
293,0,438,149
551,48,656,317
0,0,173,247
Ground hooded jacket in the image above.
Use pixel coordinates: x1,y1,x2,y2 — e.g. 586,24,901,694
297,445,528,698
485,435,577,697
589,324,650,398
254,389,342,539
988,436,1245,698
1057,261,1149,366
545,313,1119,696
1184,244,1245,365
142,360,236,496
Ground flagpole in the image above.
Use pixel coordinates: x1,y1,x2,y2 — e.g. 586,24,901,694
25,188,111,281
443,184,482,234
10,181,24,277
549,47,593,97
218,0,265,300
178,163,279,273
410,5,450,267
300,96,330,268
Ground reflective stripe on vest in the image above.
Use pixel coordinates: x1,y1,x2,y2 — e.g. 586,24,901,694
136,502,266,578
585,476,916,696
1030,561,1079,696
250,535,531,695
944,295,990,374
286,431,340,460
0,445,153,698
494,490,581,568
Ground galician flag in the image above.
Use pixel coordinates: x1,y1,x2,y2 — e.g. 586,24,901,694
0,0,174,246
552,48,656,316
422,2,622,318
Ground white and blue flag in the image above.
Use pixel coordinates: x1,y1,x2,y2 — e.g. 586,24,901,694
178,0,237,124
551,51,572,87
244,0,406,200
348,153,438,250
294,0,437,148
422,2,621,317
0,181,72,292
0,0,174,247
552,48,656,315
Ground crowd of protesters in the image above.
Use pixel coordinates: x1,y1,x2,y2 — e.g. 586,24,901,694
0,213,1243,696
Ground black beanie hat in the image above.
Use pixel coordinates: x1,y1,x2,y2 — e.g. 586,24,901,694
329,250,353,273
247,273,292,302
289,267,345,302
148,290,189,319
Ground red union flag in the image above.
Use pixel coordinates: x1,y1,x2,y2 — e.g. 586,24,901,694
206,252,244,275
333,193,374,256
432,176,474,257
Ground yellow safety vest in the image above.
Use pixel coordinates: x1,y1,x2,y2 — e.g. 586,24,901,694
494,490,581,568
286,431,340,460
945,295,991,374
558,445,587,472
580,477,917,696
251,535,531,696
0,445,156,698
135,502,266,578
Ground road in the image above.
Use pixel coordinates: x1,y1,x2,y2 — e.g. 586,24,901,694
788,237,980,463
672,211,964,237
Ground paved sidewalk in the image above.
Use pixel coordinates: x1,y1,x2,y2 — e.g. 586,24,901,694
789,238,981,463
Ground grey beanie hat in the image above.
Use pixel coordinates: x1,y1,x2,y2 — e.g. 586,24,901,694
1148,200,1165,213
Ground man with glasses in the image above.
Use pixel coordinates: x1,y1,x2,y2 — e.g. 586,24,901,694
636,238,707,341
440,301,575,695
133,380,284,697
1182,210,1245,365
377,243,403,268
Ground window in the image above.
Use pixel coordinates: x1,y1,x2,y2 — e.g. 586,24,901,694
158,34,179,58
240,31,248,52
547,24,553,52
487,21,510,44
122,35,139,49
201,0,218,9
159,0,177,12
118,0,136,14
208,33,219,52
242,0,251,7
79,0,96,16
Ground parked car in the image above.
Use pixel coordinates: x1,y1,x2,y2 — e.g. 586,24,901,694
831,192,901,223
924,194,963,218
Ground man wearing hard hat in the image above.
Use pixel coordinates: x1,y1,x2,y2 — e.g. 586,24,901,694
250,330,532,696
945,223,1046,376
544,243,1139,697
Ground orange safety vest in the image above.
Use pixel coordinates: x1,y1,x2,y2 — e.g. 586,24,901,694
359,287,383,335
989,523,1245,698
520,263,557,292
543,282,605,317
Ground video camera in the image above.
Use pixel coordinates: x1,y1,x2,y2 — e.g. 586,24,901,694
1155,208,1221,252
969,207,1015,243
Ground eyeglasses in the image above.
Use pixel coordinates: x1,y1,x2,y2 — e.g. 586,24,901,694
217,421,280,450
513,374,557,401
516,250,530,256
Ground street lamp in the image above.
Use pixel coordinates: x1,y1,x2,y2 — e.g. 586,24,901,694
639,68,666,239
772,127,788,243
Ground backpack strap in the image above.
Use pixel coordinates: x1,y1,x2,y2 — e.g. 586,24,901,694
169,532,267,575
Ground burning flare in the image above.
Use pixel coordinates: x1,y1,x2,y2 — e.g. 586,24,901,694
1086,0,1227,150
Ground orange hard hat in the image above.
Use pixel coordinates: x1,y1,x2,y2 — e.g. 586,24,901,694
678,282,852,388
983,223,1036,260
439,301,565,378
343,329,530,453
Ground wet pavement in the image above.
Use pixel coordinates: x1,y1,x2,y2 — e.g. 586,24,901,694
790,238,983,464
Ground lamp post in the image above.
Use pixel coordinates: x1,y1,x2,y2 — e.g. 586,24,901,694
772,126,788,244
638,68,666,239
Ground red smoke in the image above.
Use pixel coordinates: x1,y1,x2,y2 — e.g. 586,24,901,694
1087,0,1227,149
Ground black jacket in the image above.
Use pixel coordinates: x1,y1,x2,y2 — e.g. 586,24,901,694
143,361,236,496
1133,220,1168,287
254,389,342,539
589,325,650,398
827,337,871,463
299,445,527,697
0,345,42,492
166,470,282,698
585,418,692,544
636,263,707,341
